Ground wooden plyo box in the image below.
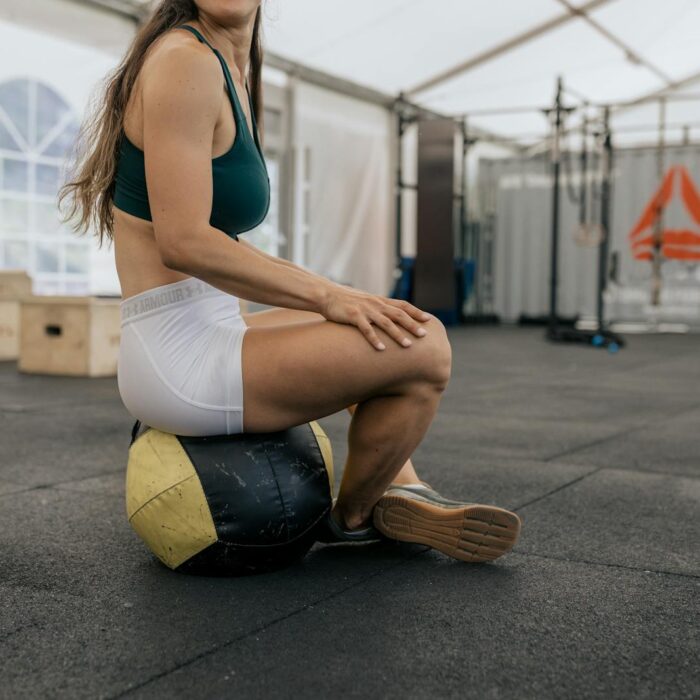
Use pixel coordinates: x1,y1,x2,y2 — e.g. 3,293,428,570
19,296,121,377
0,270,33,361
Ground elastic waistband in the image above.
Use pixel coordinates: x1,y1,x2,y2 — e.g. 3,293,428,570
120,277,224,324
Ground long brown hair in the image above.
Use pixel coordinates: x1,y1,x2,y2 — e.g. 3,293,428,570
58,0,264,248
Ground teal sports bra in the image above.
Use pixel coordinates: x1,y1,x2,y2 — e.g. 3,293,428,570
113,24,270,241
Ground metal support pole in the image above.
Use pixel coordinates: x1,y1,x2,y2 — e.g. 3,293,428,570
395,108,406,267
651,97,666,306
597,106,613,331
548,77,564,337
579,115,589,228
460,118,468,261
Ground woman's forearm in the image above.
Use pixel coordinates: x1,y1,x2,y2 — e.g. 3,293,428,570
235,237,334,288
164,225,336,312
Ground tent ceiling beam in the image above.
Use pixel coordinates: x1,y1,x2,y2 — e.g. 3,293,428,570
270,59,520,149
522,68,700,156
614,69,700,112
555,0,674,86
403,0,616,97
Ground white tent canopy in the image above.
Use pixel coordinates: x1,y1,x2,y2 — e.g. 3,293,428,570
3,0,698,297
112,0,700,146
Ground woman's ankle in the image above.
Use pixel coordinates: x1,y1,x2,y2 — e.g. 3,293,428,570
390,476,427,487
331,503,371,531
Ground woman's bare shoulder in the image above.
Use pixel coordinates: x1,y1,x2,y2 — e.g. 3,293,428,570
137,26,224,129
142,25,219,82
124,27,221,146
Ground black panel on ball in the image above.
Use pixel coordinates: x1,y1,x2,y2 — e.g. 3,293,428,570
175,533,320,577
176,422,332,574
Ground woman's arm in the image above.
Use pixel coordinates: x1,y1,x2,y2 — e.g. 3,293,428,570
235,237,346,292
142,36,429,347
167,226,333,311
142,38,334,312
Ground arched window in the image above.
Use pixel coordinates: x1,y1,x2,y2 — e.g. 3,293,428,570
0,78,89,294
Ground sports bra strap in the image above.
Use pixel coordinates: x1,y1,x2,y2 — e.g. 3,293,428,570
177,24,249,135
178,23,213,50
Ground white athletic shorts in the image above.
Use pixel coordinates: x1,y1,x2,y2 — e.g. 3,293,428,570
118,277,249,436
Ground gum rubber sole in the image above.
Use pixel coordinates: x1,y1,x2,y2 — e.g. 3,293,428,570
373,495,522,562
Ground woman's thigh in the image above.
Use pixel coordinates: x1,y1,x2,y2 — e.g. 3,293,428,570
241,315,451,433
242,306,324,328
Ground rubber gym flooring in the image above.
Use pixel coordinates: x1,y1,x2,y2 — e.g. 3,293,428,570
1,325,698,699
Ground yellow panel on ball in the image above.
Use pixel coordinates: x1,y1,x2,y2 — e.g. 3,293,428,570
310,420,334,496
126,429,217,569
129,474,217,569
126,430,194,519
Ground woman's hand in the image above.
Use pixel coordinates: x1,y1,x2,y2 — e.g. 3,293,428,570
320,284,433,351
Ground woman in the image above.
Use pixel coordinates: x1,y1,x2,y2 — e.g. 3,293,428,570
59,0,520,562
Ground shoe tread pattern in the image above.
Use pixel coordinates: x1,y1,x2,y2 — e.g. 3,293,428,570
373,495,521,562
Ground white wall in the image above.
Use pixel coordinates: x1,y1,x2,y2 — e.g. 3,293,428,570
293,81,395,296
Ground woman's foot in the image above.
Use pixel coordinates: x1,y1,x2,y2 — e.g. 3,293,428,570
372,483,521,562
316,502,384,544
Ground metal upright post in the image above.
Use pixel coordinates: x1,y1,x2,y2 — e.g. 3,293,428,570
390,99,411,301
460,117,469,262
579,114,588,232
543,79,622,348
547,77,563,338
394,98,406,268
597,106,612,331
651,97,666,307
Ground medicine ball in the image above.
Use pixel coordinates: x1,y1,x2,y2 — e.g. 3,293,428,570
125,420,334,576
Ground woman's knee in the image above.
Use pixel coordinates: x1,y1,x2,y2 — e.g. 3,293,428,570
413,315,452,390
